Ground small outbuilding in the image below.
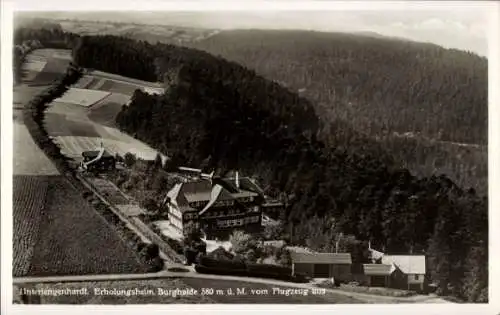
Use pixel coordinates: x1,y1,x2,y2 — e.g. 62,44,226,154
362,263,394,287
290,252,352,282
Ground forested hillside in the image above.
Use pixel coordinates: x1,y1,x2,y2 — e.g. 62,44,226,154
67,33,488,302
190,30,488,194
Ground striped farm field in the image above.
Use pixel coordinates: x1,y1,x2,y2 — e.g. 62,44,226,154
22,56,47,72
53,135,164,162
30,48,72,60
87,92,131,127
45,101,89,118
44,113,102,138
53,88,110,107
96,79,144,95
71,75,97,89
90,70,164,88
27,176,148,276
26,50,71,86
13,175,50,277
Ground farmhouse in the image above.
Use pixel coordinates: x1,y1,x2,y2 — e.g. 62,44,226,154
289,251,352,282
81,150,116,172
162,171,266,240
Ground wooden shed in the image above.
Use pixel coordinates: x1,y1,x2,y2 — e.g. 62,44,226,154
362,264,394,287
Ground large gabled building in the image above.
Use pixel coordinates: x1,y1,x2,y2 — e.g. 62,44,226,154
162,172,266,240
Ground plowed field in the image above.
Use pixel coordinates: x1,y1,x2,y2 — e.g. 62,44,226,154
87,92,131,127
27,176,148,276
53,88,110,107
44,113,101,138
13,176,50,277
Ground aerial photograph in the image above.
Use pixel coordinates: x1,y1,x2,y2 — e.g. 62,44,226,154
10,4,489,306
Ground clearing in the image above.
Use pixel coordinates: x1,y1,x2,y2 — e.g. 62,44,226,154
24,49,71,86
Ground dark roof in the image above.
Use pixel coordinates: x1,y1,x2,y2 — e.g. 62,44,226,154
82,150,113,158
182,181,213,203
363,264,394,276
166,175,266,214
220,176,265,197
199,185,236,216
290,252,352,265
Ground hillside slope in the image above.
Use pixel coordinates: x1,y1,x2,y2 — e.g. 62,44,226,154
190,30,488,193
69,34,487,302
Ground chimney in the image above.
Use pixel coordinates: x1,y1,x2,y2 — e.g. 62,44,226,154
235,171,240,189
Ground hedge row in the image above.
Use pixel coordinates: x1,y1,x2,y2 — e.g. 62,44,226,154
23,64,83,179
195,256,309,283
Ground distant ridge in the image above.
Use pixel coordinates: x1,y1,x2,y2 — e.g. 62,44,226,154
353,31,413,42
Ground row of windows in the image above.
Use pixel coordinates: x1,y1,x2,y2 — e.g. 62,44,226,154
213,200,235,207
238,196,255,203
170,217,183,229
172,205,261,220
204,209,242,218
189,201,206,208
184,213,198,220
218,219,244,228
169,206,182,220
217,215,260,227
189,197,254,209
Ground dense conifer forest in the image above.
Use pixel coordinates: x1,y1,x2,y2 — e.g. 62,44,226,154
18,28,489,302
190,30,488,194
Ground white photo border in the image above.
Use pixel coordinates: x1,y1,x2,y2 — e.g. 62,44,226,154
1,1,499,314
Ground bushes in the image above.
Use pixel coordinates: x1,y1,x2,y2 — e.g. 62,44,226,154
195,256,309,283
23,63,83,178
198,256,247,270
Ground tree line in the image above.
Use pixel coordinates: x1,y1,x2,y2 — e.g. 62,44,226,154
65,33,489,302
